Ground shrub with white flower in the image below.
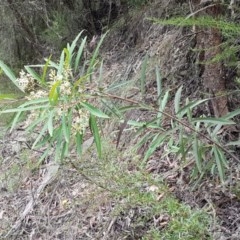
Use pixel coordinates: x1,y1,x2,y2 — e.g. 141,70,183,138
3,32,109,162
16,70,36,92
72,108,90,134
60,80,72,95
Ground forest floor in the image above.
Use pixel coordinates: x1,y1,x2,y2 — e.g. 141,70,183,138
1,1,240,239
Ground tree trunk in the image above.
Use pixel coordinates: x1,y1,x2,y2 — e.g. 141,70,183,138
193,0,228,117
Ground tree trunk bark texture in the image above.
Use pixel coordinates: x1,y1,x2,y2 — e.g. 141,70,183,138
193,0,228,117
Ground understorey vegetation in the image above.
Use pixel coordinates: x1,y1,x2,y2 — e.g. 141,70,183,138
1,0,240,239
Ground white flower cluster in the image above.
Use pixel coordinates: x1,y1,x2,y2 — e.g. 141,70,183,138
60,80,72,95
49,69,60,82
63,67,72,80
16,70,35,92
22,66,90,134
49,68,72,96
72,108,90,134
26,90,47,100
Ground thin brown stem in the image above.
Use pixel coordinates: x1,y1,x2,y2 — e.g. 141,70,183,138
100,92,240,163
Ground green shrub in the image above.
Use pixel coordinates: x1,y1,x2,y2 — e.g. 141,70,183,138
0,31,108,163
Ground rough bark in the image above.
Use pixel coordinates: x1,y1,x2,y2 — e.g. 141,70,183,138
193,0,228,117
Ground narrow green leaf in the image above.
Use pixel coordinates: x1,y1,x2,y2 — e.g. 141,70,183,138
177,99,208,117
74,74,90,88
46,59,58,69
156,66,162,101
24,66,41,83
217,147,228,168
143,133,160,162
160,90,169,110
193,137,202,173
70,30,84,54
47,110,54,136
157,109,162,126
62,114,70,143
133,118,166,138
185,98,193,121
0,104,49,114
140,55,148,98
64,48,70,67
143,133,167,163
118,105,142,113
211,164,216,176
32,122,48,149
0,60,16,81
3,97,48,117
174,85,183,114
213,146,225,183
34,134,52,148
55,128,63,162
27,64,45,67
26,113,48,132
37,146,51,166
58,51,65,76
10,111,24,132
87,32,108,76
134,132,154,151
107,79,135,92
18,97,49,107
223,108,240,119
126,119,162,129
1,98,47,112
74,36,87,72
89,115,101,158
195,121,201,131
192,117,235,125
61,141,69,160
35,121,62,148
211,124,223,137
98,60,104,87
0,60,23,91
42,56,52,85
157,90,169,122
49,80,61,105
80,101,109,118
101,99,122,118
177,127,185,159
0,93,18,100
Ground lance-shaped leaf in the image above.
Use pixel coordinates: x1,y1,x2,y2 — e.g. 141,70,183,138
89,114,101,158
25,66,41,83
49,80,61,105
80,101,109,118
74,36,87,73
192,117,235,125
0,60,24,92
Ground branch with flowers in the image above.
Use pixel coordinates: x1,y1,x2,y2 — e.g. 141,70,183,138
1,30,240,183
0,31,109,163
